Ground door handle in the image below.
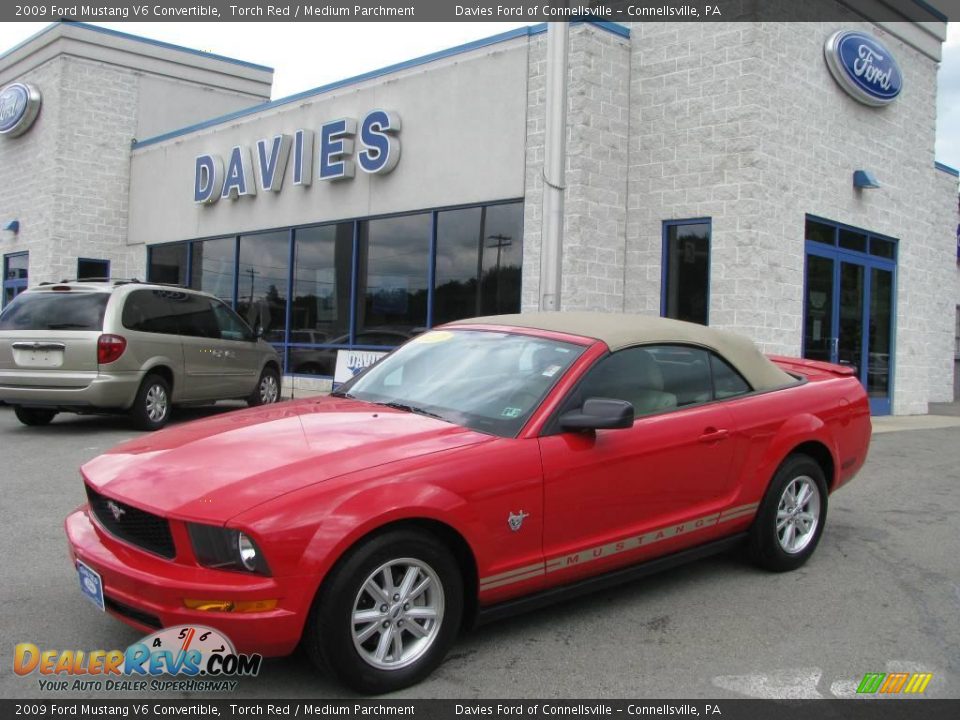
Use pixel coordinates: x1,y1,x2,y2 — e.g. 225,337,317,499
698,428,729,443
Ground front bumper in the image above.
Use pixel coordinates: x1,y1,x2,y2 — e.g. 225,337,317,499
0,370,142,410
65,506,312,657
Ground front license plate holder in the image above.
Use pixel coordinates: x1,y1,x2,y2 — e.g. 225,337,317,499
77,560,105,612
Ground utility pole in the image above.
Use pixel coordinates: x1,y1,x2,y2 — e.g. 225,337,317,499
540,21,568,312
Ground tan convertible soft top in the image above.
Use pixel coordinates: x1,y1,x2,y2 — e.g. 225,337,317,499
449,312,795,392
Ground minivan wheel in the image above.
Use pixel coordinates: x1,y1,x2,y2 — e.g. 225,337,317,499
131,374,171,431
248,367,281,406
304,529,463,694
13,406,57,427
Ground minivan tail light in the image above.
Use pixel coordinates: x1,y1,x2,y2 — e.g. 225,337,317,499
97,334,127,364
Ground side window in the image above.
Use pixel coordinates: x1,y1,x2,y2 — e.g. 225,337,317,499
574,347,672,417
212,302,254,342
710,353,752,399
165,293,220,339
645,346,712,407
121,290,179,335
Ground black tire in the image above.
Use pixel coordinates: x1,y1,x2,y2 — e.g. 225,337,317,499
130,374,172,431
749,454,828,572
247,366,281,407
13,406,57,426
304,529,464,694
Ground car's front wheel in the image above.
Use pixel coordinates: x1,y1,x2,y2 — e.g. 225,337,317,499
248,367,281,407
13,406,57,426
304,529,463,694
130,374,172,431
749,453,828,572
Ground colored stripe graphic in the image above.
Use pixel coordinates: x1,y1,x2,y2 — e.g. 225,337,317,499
879,672,910,694
856,673,885,694
903,673,933,694
856,672,933,694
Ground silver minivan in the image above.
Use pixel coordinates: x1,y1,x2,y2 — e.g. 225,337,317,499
0,281,282,430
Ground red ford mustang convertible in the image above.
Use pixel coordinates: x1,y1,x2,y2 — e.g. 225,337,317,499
65,313,871,692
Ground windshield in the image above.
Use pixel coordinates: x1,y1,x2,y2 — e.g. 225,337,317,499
0,291,109,331
337,329,586,437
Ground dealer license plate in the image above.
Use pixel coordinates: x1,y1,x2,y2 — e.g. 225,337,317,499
76,560,105,612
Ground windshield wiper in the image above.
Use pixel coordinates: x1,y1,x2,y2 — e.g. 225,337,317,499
378,401,446,421
330,390,355,398
45,323,90,329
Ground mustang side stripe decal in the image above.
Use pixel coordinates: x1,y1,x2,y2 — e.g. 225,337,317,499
479,503,760,591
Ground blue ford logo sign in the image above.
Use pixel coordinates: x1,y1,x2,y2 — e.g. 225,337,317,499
824,31,902,107
0,82,42,137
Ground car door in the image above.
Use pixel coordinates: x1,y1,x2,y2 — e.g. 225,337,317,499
538,344,743,586
210,301,263,396
166,292,230,401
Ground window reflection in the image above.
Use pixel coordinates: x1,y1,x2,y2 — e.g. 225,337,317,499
237,231,288,341
193,237,236,304
355,213,430,343
663,221,710,325
434,202,523,325
147,245,187,285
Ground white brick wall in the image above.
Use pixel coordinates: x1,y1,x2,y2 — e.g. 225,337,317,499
1,57,144,285
622,21,955,414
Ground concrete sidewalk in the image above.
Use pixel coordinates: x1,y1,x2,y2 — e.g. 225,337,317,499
872,401,960,434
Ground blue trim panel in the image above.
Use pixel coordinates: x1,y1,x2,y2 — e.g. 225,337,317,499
0,21,273,72
935,161,960,177
131,21,629,150
585,21,631,39
911,0,948,22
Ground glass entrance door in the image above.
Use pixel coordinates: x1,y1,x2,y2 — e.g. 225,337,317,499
803,218,897,415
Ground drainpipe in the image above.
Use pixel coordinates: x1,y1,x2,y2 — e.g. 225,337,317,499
540,22,568,312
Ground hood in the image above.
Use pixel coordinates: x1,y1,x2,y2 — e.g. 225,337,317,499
81,397,492,523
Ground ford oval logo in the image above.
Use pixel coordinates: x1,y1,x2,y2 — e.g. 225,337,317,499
824,31,902,107
0,82,42,137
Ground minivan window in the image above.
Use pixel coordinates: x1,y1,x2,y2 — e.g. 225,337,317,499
164,293,220,339
212,302,254,342
0,291,109,331
122,290,180,335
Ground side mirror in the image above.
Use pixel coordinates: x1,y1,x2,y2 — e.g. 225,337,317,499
560,397,634,431
254,325,264,340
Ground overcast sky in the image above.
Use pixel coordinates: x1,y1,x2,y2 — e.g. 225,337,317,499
0,21,957,170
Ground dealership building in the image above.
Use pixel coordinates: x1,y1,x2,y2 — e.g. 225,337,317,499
1,15,958,414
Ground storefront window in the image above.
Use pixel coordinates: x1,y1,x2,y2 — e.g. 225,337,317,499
433,201,523,325
355,213,431,344
663,220,710,325
286,223,354,375
147,244,188,286
237,231,289,343
193,237,236,304
142,199,523,375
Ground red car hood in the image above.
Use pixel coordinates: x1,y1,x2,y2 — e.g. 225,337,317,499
81,397,492,523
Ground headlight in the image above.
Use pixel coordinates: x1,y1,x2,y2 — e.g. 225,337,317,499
187,523,270,575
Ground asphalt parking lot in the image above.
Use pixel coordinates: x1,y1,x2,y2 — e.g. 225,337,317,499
0,404,958,700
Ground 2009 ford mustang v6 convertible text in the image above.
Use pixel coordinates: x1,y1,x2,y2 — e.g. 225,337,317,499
65,312,871,692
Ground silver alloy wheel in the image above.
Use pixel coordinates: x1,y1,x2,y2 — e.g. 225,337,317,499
776,475,821,554
145,384,168,423
351,557,445,671
260,374,279,404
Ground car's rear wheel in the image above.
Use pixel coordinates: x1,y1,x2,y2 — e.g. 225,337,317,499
749,454,828,572
130,374,171,431
248,367,281,406
304,529,463,694
13,406,57,426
